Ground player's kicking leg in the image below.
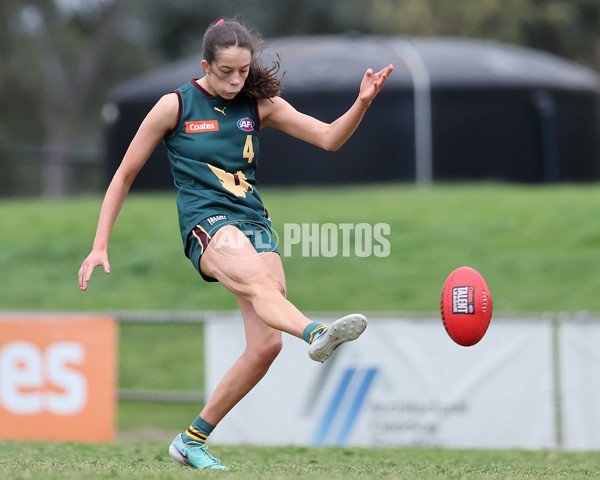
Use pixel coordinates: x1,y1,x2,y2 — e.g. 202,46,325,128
307,313,368,363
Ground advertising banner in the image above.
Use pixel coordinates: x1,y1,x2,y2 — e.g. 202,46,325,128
0,314,117,442
206,315,556,449
560,316,600,450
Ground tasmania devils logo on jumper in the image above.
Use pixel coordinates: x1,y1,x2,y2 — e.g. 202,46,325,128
237,118,255,132
452,286,475,314
186,120,219,133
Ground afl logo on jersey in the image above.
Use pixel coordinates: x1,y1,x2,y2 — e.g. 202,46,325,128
237,117,255,132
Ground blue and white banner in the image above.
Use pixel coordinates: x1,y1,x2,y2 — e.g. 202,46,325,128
206,315,563,448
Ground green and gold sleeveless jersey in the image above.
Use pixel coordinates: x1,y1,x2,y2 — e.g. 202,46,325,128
163,80,269,243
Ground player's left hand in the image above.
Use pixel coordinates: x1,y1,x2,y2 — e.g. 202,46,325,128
359,64,394,106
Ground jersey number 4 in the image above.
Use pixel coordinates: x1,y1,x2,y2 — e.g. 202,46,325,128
243,135,254,164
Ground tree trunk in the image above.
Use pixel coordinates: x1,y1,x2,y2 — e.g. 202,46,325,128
39,1,118,197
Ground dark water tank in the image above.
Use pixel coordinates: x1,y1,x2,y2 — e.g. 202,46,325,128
104,35,600,188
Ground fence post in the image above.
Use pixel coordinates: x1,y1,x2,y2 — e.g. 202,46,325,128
551,312,564,449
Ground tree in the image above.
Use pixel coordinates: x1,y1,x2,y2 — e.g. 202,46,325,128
370,0,600,71
0,0,159,197
0,0,597,197
37,1,118,196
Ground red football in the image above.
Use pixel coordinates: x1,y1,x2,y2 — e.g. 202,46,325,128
440,266,492,346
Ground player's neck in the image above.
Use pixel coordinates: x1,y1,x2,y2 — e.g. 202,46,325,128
196,77,216,97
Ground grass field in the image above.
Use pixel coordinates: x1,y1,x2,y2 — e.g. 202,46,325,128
2,184,600,478
4,183,600,427
2,183,600,313
5,182,600,431
2,441,600,479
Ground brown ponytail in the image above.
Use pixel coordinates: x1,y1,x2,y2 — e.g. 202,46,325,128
202,18,283,99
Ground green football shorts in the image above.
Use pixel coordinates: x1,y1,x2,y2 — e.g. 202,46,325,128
185,215,279,282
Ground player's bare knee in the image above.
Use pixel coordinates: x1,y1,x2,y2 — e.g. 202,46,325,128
248,335,282,368
259,336,283,363
266,273,285,297
247,272,285,304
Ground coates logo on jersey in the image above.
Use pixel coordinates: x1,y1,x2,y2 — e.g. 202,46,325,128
186,120,219,133
237,117,255,132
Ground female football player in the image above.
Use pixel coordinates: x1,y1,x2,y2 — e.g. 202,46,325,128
78,18,393,470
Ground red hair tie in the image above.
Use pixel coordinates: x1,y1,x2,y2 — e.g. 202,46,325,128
215,19,225,25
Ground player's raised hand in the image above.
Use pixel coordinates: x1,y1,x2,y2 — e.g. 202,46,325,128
78,249,111,291
359,64,394,106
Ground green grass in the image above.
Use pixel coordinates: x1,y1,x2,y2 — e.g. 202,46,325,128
116,321,206,432
4,183,600,432
1,442,600,479
2,183,600,313
118,322,204,391
3,185,600,478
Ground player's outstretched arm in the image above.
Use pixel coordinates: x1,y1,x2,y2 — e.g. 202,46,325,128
78,93,179,291
259,64,393,152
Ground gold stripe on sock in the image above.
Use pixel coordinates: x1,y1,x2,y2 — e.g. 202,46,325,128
186,426,208,442
309,325,328,344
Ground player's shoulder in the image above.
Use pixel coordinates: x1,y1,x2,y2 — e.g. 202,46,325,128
257,96,294,128
257,95,287,109
144,92,180,135
155,92,180,114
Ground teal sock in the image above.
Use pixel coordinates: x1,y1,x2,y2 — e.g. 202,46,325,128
303,322,328,344
183,415,215,444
